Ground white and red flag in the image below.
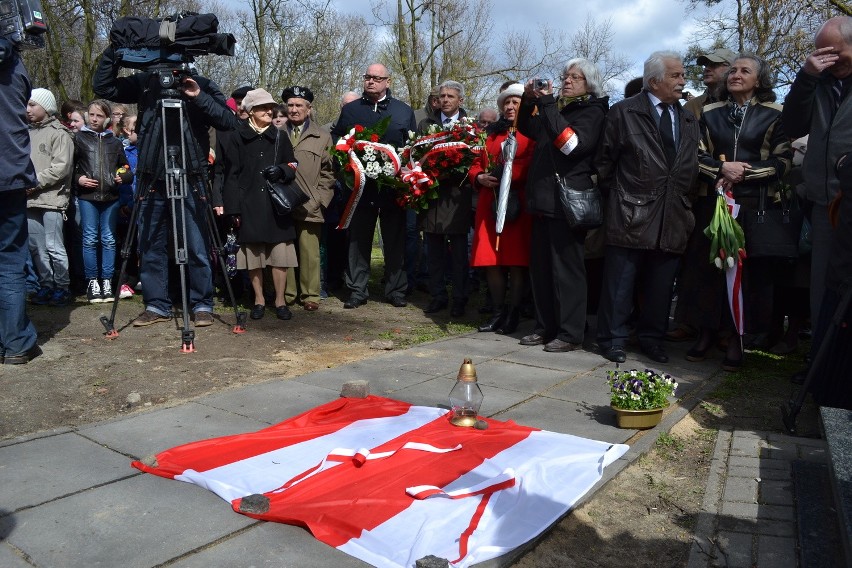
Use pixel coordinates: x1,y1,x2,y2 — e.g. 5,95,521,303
133,396,627,568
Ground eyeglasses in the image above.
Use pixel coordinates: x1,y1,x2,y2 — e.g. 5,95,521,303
561,74,586,82
363,74,389,82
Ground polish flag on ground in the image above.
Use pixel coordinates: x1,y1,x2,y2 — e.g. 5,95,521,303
133,396,628,568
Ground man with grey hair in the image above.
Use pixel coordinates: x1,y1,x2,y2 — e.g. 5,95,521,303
476,108,499,129
416,79,472,316
594,50,700,364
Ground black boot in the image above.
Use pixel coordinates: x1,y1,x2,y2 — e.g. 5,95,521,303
495,307,520,335
478,306,507,332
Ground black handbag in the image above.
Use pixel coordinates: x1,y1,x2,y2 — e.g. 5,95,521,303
491,189,521,222
556,174,603,230
742,185,804,259
267,181,308,216
266,130,308,216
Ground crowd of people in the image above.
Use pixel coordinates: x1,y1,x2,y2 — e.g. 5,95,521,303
1,16,849,388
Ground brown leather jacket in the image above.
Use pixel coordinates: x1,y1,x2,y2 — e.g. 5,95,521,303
595,91,700,254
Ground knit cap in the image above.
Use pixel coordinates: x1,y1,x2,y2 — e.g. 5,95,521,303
29,88,57,115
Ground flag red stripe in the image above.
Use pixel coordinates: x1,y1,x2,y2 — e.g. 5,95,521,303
451,493,494,564
233,413,535,547
131,396,414,478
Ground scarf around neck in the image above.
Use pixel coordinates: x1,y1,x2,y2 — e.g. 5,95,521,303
557,94,591,111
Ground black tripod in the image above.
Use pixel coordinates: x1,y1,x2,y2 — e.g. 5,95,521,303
100,95,246,351
780,283,852,434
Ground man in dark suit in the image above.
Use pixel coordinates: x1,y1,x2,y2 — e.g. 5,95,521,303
416,80,472,317
331,63,416,309
594,51,700,364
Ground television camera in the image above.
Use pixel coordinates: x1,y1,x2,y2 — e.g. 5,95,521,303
0,0,47,63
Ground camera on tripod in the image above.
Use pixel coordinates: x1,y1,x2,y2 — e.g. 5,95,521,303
0,0,47,63
109,11,235,93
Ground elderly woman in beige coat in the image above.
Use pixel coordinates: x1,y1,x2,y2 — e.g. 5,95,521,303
281,86,336,311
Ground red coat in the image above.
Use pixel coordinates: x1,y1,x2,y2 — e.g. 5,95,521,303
469,128,534,266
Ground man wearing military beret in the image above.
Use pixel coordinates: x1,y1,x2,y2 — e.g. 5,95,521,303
282,86,335,311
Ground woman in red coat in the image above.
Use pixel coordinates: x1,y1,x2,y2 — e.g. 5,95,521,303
469,83,535,334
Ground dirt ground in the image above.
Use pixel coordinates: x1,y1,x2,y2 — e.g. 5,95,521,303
0,287,818,567
0,289,475,438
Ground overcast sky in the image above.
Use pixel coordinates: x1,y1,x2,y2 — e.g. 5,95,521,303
330,0,715,90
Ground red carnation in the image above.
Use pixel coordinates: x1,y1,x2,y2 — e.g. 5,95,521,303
370,134,379,142
354,125,365,133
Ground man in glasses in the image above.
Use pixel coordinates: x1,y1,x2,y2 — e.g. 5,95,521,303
331,63,416,309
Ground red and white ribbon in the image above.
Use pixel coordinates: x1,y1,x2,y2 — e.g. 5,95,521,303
270,441,463,494
407,469,517,565
335,138,402,229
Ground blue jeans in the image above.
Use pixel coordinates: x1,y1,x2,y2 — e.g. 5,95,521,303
0,190,38,356
78,198,118,280
137,188,213,316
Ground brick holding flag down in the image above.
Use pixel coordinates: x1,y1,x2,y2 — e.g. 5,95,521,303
132,396,628,568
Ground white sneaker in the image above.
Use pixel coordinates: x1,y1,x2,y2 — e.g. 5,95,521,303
119,284,135,299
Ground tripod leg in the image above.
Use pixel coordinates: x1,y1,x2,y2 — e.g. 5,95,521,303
200,196,247,333
781,286,852,434
100,184,149,338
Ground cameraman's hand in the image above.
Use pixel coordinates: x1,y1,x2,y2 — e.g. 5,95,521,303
181,77,200,99
214,206,224,216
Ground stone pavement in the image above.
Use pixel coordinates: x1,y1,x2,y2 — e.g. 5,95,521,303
0,326,735,567
687,428,829,568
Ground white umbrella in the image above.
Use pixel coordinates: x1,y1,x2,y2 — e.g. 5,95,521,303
494,127,517,252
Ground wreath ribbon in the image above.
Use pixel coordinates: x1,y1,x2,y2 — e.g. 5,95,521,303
335,139,402,230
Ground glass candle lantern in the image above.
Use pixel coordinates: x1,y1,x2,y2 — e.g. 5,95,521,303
449,358,484,427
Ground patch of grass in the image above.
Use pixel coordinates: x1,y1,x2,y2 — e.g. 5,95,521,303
708,348,804,400
700,401,724,416
655,432,685,459
383,322,478,348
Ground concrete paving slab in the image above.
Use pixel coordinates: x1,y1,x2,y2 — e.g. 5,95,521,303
0,474,254,568
0,432,131,511
498,346,607,372
196,379,344,424
391,377,534,418
168,520,370,568
425,335,528,359
468,359,572,395
0,542,35,567
494,395,631,445
545,372,611,406
380,376,456,409
385,346,497,376
79,402,269,459
293,365,438,394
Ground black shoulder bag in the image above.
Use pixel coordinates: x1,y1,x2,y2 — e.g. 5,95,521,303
549,145,602,230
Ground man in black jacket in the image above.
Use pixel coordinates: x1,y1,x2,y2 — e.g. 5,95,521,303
331,63,416,309
94,46,239,326
0,46,41,364
417,80,472,317
594,51,699,364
